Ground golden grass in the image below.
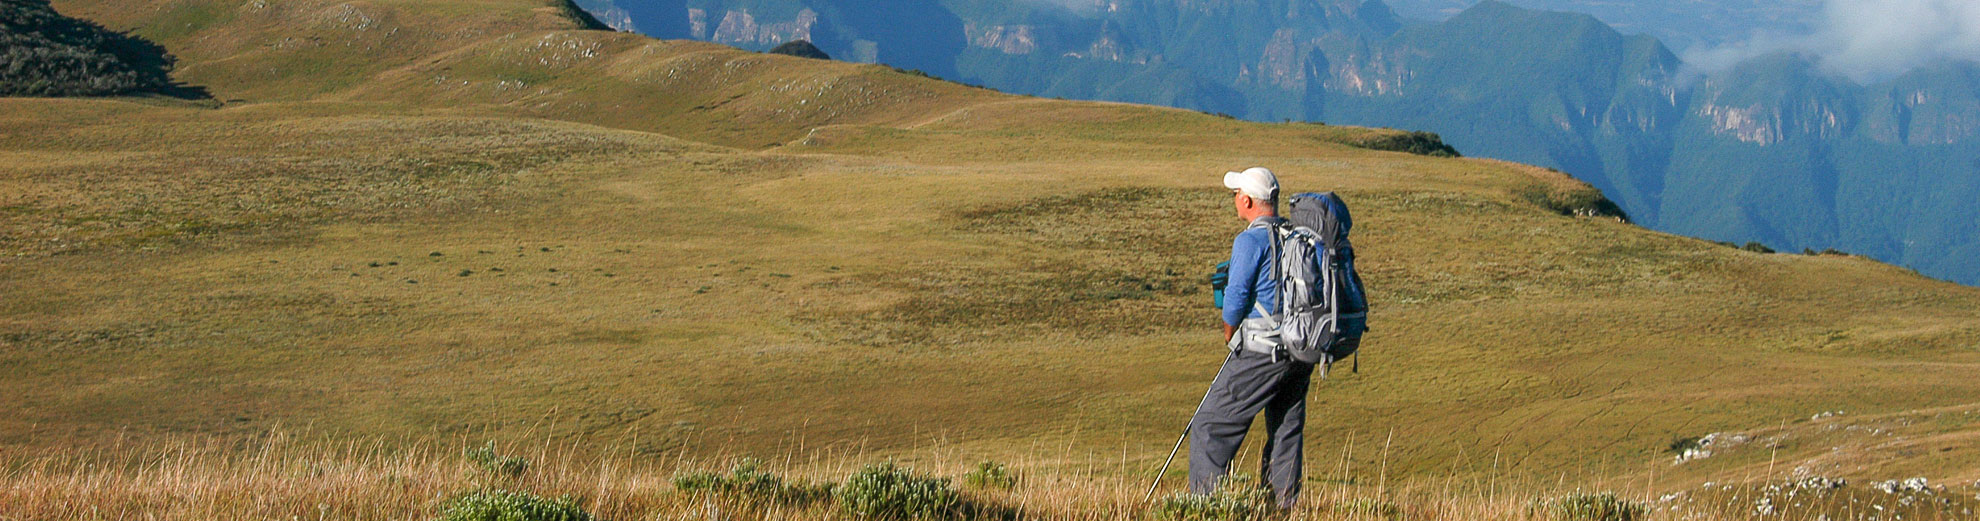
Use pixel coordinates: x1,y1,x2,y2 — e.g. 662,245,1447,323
6,430,1974,520
6,1,1980,517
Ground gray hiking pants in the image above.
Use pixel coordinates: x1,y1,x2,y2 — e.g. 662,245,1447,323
1187,349,1314,508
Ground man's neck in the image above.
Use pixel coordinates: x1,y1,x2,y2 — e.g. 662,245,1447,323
1243,210,1278,222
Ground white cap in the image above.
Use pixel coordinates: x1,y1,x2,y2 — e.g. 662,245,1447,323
1222,166,1279,201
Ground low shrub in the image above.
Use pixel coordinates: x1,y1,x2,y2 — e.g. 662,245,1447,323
837,462,961,520
892,67,934,79
465,441,529,479
768,40,831,60
1741,242,1775,254
1150,485,1280,521
1331,497,1399,518
1351,131,1460,157
1516,183,1630,222
438,489,592,521
1530,492,1645,521
555,0,612,31
1,0,182,97
671,458,834,505
1665,435,1703,454
962,460,1017,490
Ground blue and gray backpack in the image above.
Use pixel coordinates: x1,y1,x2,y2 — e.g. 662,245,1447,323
1211,194,1370,374
1214,192,1370,373
1277,192,1369,372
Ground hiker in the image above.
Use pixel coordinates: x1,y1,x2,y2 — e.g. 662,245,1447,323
1189,166,1314,507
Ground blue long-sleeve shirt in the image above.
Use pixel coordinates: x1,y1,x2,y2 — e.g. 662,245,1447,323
1222,218,1280,327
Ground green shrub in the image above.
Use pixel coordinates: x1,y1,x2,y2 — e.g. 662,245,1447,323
465,441,529,479
1516,183,1630,222
1351,131,1461,157
1331,497,1400,518
768,40,832,60
1741,242,1776,254
837,462,962,520
1530,492,1645,521
1150,484,1280,521
892,67,934,79
671,458,834,505
1,0,185,97
961,460,1017,490
554,0,611,31
438,489,592,521
1665,436,1702,454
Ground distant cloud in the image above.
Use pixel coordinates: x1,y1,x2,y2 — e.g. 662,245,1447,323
1682,0,1980,83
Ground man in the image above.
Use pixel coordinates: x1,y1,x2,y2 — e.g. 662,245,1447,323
1189,166,1315,508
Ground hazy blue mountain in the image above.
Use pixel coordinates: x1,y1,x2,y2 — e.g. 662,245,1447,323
1314,1,1685,220
1380,0,1822,52
576,0,1980,285
1666,56,1980,281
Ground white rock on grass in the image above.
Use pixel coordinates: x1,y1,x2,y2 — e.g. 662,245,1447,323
1874,477,1933,494
1795,476,1847,490
1905,477,1931,493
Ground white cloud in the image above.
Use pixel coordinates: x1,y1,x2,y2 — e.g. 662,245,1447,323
1681,0,1980,83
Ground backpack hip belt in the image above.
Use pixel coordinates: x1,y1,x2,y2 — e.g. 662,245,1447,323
1228,302,1292,363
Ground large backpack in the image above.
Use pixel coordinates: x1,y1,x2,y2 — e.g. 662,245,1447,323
1268,192,1369,371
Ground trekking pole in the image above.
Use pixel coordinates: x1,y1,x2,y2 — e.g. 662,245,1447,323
1143,350,1238,503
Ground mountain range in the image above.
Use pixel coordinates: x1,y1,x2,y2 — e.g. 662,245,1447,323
576,0,1980,285
1381,0,1822,53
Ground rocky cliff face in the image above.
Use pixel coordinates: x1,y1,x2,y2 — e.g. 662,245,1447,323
694,7,818,46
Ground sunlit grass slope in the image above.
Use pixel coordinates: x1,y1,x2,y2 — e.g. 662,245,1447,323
21,432,1972,521
4,0,1979,507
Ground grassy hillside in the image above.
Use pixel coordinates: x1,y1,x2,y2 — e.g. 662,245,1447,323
5,0,1980,518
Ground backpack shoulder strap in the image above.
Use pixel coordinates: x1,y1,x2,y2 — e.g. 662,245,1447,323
1264,220,1284,287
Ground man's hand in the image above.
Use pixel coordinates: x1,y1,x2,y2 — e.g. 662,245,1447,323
1223,323,1237,343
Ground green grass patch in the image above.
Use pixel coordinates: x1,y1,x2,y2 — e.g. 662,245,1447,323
961,460,1017,490
837,462,963,520
438,489,592,521
465,441,530,480
1529,492,1644,521
672,458,835,506
1330,497,1400,518
141,1,234,42
1150,486,1281,521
